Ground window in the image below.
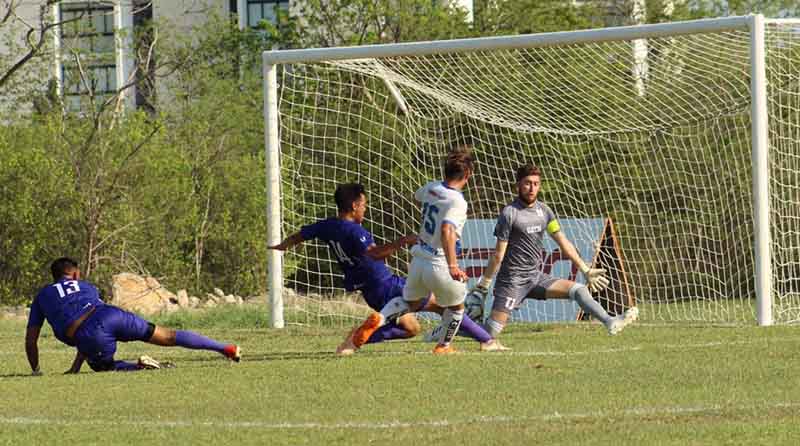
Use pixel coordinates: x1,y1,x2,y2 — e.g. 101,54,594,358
59,2,117,111
245,0,288,28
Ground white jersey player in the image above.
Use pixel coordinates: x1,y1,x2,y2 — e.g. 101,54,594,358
348,146,477,354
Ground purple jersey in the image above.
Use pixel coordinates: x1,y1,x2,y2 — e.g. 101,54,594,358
27,279,104,345
300,217,393,293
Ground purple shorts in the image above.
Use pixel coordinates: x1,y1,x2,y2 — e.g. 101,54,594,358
73,305,154,371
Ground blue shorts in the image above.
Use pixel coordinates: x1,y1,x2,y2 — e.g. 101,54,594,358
361,275,430,313
73,305,154,371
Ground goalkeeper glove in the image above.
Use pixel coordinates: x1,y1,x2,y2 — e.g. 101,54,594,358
578,261,610,293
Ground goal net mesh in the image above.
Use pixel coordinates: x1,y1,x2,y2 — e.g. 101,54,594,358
273,22,800,326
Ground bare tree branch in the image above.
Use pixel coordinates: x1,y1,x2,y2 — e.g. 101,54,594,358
92,216,155,253
1,0,18,27
0,2,85,90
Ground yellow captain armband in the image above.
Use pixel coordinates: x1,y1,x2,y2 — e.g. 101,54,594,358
547,220,561,234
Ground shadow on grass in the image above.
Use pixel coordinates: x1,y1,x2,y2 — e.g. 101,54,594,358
162,348,440,364
0,373,43,378
171,350,343,363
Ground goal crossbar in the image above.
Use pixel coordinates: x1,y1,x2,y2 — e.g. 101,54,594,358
263,16,753,66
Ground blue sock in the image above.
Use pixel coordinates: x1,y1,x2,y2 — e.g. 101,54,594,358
366,325,411,344
458,314,492,343
114,361,141,371
175,330,227,353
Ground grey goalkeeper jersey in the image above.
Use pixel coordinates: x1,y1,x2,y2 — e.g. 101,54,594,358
494,199,560,285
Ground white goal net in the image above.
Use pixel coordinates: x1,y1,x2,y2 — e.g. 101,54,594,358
264,16,800,327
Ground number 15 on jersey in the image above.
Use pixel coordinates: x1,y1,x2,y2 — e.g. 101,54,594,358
421,202,439,235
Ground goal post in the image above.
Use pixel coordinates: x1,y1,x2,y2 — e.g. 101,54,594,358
749,14,771,326
264,15,800,328
264,62,284,329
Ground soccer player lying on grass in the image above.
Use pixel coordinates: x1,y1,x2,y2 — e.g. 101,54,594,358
25,257,241,375
268,182,506,354
464,164,638,338
347,146,508,354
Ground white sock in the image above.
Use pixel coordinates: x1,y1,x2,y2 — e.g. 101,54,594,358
439,308,464,346
484,318,505,338
379,296,411,326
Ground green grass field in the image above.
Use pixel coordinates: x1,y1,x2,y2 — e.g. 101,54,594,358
1,306,799,445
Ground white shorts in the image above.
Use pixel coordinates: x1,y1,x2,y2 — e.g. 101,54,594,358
402,255,467,307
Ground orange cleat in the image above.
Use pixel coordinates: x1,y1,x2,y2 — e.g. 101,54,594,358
223,344,242,362
351,313,383,349
432,344,458,355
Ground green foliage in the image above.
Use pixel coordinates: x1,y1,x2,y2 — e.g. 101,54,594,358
1,0,798,308
0,121,78,303
271,0,472,47
1,12,275,303
474,0,603,35
149,305,270,329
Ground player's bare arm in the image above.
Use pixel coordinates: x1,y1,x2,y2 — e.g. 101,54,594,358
365,234,417,261
441,223,467,282
25,325,42,375
550,231,609,292
478,239,508,289
65,351,86,374
268,232,305,251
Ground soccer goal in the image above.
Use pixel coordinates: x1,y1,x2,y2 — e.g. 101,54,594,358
263,15,800,328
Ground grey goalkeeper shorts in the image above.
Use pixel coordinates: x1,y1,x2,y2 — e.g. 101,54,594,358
491,272,560,314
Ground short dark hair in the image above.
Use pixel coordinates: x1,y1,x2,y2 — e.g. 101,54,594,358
51,257,79,281
516,164,542,183
334,183,366,213
444,145,475,181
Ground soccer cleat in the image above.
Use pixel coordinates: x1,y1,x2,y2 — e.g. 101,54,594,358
423,324,445,343
623,306,639,325
336,328,358,356
223,344,242,362
137,355,162,370
479,339,510,352
606,316,626,335
432,344,458,355
351,313,383,349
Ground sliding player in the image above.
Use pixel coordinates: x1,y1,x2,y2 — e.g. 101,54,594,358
268,182,505,354
26,257,241,375
465,164,638,338
347,146,496,354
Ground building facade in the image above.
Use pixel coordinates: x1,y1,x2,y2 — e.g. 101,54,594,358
2,1,291,112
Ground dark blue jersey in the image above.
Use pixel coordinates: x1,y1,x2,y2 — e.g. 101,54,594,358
300,218,394,293
28,278,104,345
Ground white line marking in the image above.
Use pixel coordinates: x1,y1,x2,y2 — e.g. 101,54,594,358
2,401,798,430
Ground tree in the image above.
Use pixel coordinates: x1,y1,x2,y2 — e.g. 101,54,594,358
262,0,472,48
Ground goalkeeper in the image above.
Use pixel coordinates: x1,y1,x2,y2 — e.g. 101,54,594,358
268,183,505,354
466,164,638,337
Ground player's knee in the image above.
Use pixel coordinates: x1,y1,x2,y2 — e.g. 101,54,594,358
148,325,176,346
88,359,115,372
485,317,505,338
568,283,590,301
398,315,422,337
